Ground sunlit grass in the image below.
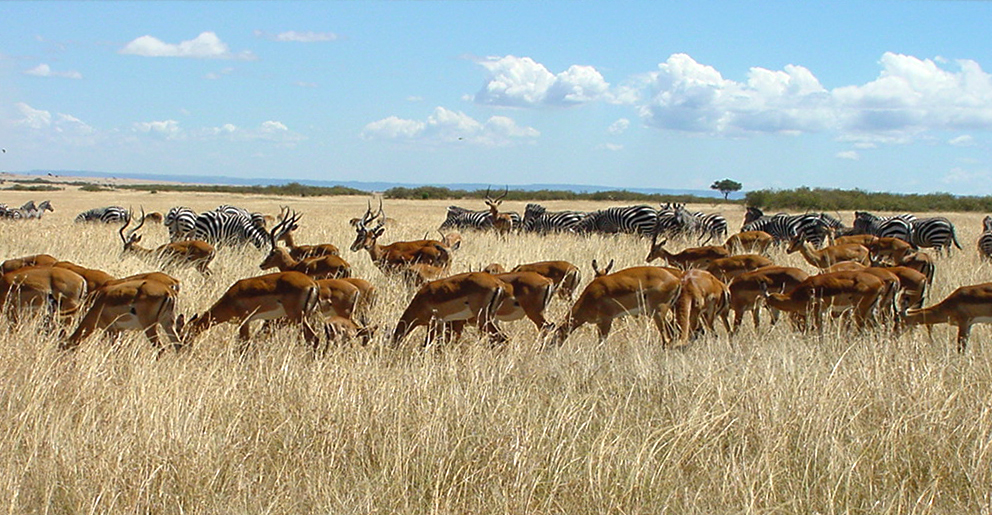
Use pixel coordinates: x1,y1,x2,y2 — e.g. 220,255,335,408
0,187,990,513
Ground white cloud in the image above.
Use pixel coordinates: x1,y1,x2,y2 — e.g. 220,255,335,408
608,118,630,135
835,150,860,160
361,106,539,146
24,63,82,79
254,30,339,42
601,143,624,151
120,32,256,60
941,166,991,184
133,120,183,139
473,55,610,107
949,134,975,147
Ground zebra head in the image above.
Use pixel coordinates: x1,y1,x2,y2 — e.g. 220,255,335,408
743,206,764,227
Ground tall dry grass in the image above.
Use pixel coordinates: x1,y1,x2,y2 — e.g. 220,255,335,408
0,188,991,513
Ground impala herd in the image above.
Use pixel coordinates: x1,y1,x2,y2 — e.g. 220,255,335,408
3,197,992,356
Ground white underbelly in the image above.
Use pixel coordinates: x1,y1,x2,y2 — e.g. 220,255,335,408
435,304,473,321
249,305,289,322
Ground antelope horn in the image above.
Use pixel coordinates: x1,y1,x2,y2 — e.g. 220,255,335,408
497,185,509,201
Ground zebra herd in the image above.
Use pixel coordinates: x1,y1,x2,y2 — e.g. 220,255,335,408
0,200,54,220
76,204,271,249
440,202,728,242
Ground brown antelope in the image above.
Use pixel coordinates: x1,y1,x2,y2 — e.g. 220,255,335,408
341,277,376,324
0,265,88,326
705,254,775,283
866,237,914,265
762,271,887,332
261,210,351,279
323,316,375,346
867,266,928,312
728,266,809,334
724,231,774,255
397,262,448,286
786,236,870,269
485,186,513,235
897,251,936,286
902,282,992,352
392,272,510,346
1,254,58,274
675,269,731,343
52,261,115,293
351,201,452,270
831,234,876,247
62,278,181,353
182,271,321,348
441,271,557,341
273,207,340,259
438,230,462,251
551,264,682,346
509,260,581,300
646,235,730,270
120,209,216,276
114,271,181,293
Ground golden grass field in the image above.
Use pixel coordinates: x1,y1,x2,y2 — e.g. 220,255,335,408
2,186,992,513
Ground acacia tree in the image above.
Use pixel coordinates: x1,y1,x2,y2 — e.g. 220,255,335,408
711,179,742,200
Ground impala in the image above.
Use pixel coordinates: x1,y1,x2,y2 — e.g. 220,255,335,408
704,254,775,283
182,271,321,348
728,266,809,334
896,251,936,286
865,236,914,265
786,236,870,269
831,234,876,247
675,269,731,343
121,209,216,276
902,282,992,352
397,262,448,286
341,277,376,324
724,231,774,255
1,253,58,274
351,201,452,270
551,264,682,347
62,278,181,353
646,235,730,269
508,260,581,300
440,271,557,341
273,207,340,259
261,210,351,279
762,270,887,332
52,261,115,293
392,272,509,346
485,186,513,235
0,265,88,325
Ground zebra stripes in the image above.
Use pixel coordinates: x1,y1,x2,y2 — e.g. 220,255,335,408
575,205,658,235
742,207,830,245
852,211,915,243
910,217,961,253
192,209,269,249
522,203,586,233
979,216,992,260
1,200,53,220
165,207,197,242
439,206,522,230
75,206,130,224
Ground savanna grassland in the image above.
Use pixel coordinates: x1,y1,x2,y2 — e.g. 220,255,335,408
2,186,992,514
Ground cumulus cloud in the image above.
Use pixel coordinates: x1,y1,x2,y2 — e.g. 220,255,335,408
474,55,610,107
24,63,82,79
254,30,339,42
14,103,93,134
361,106,539,146
835,150,860,160
133,120,183,139
608,118,630,135
948,134,975,147
120,32,256,60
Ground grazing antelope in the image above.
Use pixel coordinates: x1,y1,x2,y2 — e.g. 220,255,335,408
675,269,731,343
397,262,448,286
646,235,730,270
866,237,915,266
831,234,876,247
786,236,870,270
120,209,216,276
52,261,115,293
323,316,375,346
508,260,581,300
902,282,992,352
1,254,58,274
392,272,510,346
705,254,775,283
261,210,351,279
272,207,340,259
0,265,88,326
728,266,809,334
724,231,774,255
897,251,936,287
762,271,887,333
440,271,557,341
551,263,682,347
438,230,462,251
351,201,452,270
62,279,181,353
485,186,513,235
182,271,321,349
341,277,376,324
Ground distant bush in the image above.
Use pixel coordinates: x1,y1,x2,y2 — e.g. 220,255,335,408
116,182,367,197
745,187,992,213
382,186,725,204
79,184,113,192
3,184,62,192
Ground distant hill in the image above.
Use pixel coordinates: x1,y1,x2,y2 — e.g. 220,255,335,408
16,169,745,200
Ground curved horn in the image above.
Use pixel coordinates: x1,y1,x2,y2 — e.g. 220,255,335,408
497,185,509,201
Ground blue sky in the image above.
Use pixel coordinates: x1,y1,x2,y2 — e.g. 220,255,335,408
2,1,992,194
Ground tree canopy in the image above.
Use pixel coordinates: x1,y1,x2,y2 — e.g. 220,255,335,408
711,179,743,200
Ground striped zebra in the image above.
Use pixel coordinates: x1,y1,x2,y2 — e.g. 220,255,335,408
75,206,130,224
216,204,269,230
653,204,693,238
575,205,658,235
165,206,198,242
439,206,522,231
979,216,992,260
521,203,586,233
192,210,268,249
852,211,915,243
742,207,830,245
910,217,961,254
1,200,54,220
670,204,728,244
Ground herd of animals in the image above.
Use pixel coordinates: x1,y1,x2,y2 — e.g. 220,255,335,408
4,192,992,355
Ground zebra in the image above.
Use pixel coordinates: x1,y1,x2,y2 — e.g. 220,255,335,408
192,210,269,249
438,206,522,231
165,206,198,242
521,203,586,233
216,204,269,230
910,217,961,254
1,200,53,220
852,211,915,243
979,216,992,260
664,203,728,244
574,205,658,235
742,207,830,245
75,206,130,224
653,204,694,239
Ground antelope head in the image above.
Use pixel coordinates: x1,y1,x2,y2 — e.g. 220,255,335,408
119,207,147,251
350,199,386,252
484,186,508,214
591,258,614,278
